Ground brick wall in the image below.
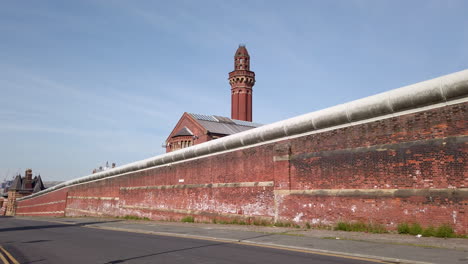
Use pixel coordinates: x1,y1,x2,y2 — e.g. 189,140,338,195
15,188,68,217
15,101,467,233
0,198,7,216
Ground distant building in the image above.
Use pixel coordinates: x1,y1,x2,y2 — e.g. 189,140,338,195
165,113,262,152
0,179,13,215
0,179,13,195
4,169,46,216
92,162,116,174
0,197,6,216
166,45,261,153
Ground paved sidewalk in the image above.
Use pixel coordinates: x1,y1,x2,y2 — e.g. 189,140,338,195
16,216,468,264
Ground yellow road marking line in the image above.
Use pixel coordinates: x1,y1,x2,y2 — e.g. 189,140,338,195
231,242,388,263
85,225,389,263
0,246,20,264
0,250,9,264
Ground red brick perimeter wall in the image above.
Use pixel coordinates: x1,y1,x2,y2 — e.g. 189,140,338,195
16,188,68,217
15,102,467,233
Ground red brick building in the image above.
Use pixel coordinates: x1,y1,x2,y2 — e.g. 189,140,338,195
165,113,261,152
4,169,46,216
166,45,260,153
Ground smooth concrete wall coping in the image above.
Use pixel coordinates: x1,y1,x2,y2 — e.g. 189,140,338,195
19,69,468,201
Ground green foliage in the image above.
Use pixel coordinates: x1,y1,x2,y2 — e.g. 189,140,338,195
305,222,311,229
335,221,365,232
335,222,349,231
314,223,333,230
253,219,269,226
398,222,456,238
213,218,248,225
274,221,294,227
181,216,195,223
368,223,387,234
274,222,285,227
397,223,410,234
351,222,367,232
422,226,436,237
121,215,150,221
335,221,387,233
435,224,455,238
409,223,423,235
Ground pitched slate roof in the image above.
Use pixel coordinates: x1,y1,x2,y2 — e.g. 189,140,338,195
10,175,22,191
33,176,45,192
189,113,262,135
8,174,46,193
33,182,42,193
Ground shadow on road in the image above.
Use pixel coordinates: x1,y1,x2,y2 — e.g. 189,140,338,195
0,220,123,233
24,258,47,263
22,239,52,244
103,232,280,264
104,241,227,264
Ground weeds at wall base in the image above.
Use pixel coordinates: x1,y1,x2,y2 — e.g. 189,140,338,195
112,215,464,238
181,216,195,223
211,218,267,226
273,221,301,228
118,215,151,221
335,221,387,234
397,222,458,238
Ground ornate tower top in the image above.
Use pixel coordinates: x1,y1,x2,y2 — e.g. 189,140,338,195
229,45,255,122
234,45,250,71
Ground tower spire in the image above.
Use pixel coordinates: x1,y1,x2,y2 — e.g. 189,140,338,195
229,45,255,121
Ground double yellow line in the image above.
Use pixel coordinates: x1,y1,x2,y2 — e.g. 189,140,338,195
0,246,19,264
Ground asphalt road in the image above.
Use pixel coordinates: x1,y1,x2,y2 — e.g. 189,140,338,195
0,217,383,264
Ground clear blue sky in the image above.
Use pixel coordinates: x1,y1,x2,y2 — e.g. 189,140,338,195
1,0,467,181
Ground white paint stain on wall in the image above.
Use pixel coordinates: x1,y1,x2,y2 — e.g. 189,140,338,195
310,218,332,225
293,212,304,223
311,218,321,224
351,205,357,213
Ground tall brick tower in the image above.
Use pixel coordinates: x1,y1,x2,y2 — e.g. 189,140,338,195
229,45,255,121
